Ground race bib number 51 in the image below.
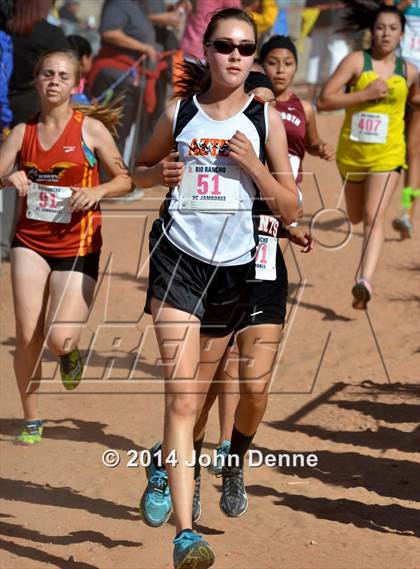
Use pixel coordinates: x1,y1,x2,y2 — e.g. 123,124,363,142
26,182,72,224
179,164,240,212
350,112,389,144
255,235,277,281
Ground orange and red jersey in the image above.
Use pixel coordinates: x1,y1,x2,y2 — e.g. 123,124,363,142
15,110,102,257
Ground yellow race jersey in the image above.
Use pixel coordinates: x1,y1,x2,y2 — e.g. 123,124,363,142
336,51,408,172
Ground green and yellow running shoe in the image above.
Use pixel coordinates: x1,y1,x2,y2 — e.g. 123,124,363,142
60,347,83,390
15,420,44,445
173,529,215,569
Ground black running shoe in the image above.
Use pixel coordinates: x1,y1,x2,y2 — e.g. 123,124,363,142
219,466,248,518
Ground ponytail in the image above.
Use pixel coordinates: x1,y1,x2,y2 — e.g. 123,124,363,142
72,97,123,138
340,0,406,33
175,57,211,98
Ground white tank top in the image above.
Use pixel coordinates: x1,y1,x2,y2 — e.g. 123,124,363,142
162,94,269,266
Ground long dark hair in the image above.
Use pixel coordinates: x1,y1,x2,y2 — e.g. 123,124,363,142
67,35,92,59
340,1,405,33
176,8,257,99
7,0,51,36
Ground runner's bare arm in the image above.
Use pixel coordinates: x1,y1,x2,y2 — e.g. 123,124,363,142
230,105,299,225
132,100,184,188
302,101,335,160
69,118,133,212
84,117,133,196
407,64,420,108
101,30,157,61
286,225,315,253
317,52,387,111
0,124,27,192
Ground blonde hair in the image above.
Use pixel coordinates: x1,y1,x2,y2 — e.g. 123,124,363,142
34,50,122,137
34,49,82,84
72,99,123,138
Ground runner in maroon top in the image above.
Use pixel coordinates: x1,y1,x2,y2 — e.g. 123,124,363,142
274,93,306,182
260,35,335,181
194,38,336,489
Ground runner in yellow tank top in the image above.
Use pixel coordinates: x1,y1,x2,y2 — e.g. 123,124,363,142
318,3,420,309
336,50,408,177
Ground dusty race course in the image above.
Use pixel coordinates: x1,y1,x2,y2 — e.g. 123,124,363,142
1,113,419,569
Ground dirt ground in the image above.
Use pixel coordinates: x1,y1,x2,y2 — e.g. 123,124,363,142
1,113,419,569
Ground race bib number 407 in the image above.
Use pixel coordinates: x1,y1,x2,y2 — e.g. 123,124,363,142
179,164,240,212
350,112,389,144
26,182,72,224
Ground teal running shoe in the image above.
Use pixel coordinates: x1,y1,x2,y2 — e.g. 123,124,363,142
208,440,230,475
392,213,413,240
173,529,215,569
139,442,172,527
60,347,83,390
15,420,44,445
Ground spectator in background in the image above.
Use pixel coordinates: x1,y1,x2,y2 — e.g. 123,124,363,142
2,0,69,261
0,0,13,134
305,0,350,103
181,0,242,61
0,0,13,263
8,0,69,125
89,0,157,156
67,34,93,104
245,0,278,38
272,1,289,37
287,0,306,42
58,0,88,36
59,0,82,25
143,0,188,50
135,1,187,153
47,0,61,26
59,0,100,55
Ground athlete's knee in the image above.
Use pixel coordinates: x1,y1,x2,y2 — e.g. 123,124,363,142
240,396,268,419
15,326,44,350
364,209,385,228
46,329,80,355
166,393,200,419
240,387,268,412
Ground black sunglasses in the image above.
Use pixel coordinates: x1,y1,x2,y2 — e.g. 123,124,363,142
205,40,257,57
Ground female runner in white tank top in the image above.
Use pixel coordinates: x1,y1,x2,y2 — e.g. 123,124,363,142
133,8,300,569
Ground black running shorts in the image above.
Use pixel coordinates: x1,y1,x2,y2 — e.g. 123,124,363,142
145,219,253,337
12,237,100,281
235,245,288,332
